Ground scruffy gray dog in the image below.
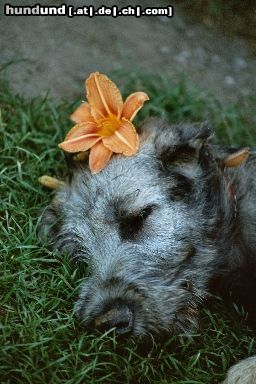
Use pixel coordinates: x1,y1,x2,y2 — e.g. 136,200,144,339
40,119,256,383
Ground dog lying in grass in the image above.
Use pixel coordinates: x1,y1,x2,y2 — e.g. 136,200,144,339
40,118,255,384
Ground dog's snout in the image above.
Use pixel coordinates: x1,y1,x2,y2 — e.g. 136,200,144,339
94,303,133,335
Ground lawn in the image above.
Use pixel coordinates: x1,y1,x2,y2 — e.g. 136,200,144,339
180,0,256,42
1,71,256,384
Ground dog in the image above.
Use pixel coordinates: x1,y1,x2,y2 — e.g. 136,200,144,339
40,118,256,383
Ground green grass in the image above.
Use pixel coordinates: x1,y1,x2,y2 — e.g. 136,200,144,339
1,71,256,384
180,0,256,42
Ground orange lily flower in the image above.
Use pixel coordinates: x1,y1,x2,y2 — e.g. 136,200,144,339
58,72,149,173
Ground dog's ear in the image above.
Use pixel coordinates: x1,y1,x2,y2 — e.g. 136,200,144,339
151,121,214,201
153,121,212,165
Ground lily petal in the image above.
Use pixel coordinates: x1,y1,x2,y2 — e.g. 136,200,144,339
59,123,101,153
89,141,113,173
59,135,101,153
64,122,99,141
70,102,95,123
122,92,149,122
102,118,139,156
86,72,123,120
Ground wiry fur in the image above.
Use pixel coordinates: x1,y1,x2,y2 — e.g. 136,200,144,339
39,118,256,382
222,356,256,384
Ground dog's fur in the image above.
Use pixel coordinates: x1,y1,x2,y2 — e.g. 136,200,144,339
40,119,256,383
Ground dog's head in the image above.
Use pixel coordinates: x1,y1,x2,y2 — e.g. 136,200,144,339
40,119,232,336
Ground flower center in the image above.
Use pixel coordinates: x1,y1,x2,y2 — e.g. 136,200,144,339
97,116,121,137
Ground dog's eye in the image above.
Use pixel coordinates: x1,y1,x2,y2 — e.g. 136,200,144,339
119,205,153,241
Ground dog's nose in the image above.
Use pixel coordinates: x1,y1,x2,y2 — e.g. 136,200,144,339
94,303,133,334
